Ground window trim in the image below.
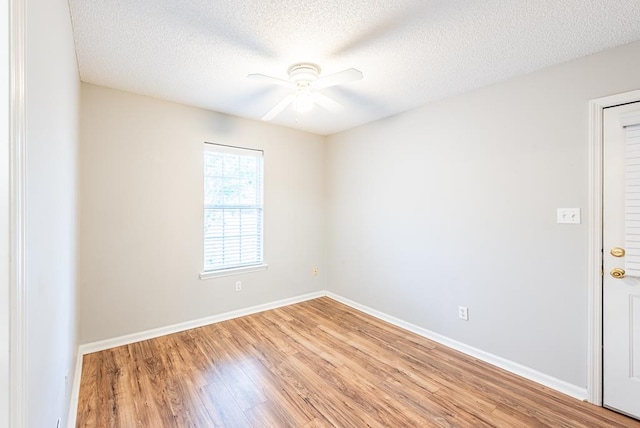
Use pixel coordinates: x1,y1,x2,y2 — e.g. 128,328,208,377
201,142,265,277
199,263,269,280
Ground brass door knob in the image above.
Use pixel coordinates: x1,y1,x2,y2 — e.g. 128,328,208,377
610,247,625,257
610,268,626,279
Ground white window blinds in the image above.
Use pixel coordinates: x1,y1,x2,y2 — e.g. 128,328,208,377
203,143,264,272
623,111,640,277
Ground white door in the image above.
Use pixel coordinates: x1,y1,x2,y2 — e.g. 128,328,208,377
603,101,640,419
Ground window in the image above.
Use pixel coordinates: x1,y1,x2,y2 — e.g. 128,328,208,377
202,143,265,277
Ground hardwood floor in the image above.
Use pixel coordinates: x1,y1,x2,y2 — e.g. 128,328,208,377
77,297,639,427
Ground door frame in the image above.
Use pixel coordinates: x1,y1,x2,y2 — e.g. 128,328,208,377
588,89,640,405
8,0,27,425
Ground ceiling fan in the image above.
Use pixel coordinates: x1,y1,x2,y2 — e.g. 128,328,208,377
248,63,363,121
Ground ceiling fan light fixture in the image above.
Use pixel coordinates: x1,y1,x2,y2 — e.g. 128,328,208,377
293,84,314,113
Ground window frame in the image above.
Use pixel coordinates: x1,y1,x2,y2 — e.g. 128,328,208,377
199,142,268,279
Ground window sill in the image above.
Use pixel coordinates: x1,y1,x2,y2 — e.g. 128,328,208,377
200,263,269,280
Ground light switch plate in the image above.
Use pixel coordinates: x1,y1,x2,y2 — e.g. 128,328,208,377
557,208,581,224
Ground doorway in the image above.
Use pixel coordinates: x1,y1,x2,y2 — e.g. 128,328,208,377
602,101,640,419
588,91,640,417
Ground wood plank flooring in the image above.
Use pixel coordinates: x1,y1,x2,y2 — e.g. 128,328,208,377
77,297,639,427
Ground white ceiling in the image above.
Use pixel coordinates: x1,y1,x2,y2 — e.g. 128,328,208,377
68,0,640,136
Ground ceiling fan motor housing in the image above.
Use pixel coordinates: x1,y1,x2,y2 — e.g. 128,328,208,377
288,63,320,83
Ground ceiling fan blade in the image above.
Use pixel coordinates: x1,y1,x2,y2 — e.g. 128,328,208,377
311,92,343,113
261,94,296,121
312,68,363,89
248,73,295,88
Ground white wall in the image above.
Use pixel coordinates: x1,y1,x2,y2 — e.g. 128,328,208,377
25,0,79,426
326,40,640,389
78,84,326,343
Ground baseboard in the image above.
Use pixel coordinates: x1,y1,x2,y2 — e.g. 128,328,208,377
66,349,84,428
325,292,588,401
79,291,326,355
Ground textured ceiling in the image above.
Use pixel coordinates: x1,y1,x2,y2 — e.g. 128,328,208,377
68,0,640,136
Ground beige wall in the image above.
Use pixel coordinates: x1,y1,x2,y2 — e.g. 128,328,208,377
325,40,640,389
78,84,326,343
26,0,80,426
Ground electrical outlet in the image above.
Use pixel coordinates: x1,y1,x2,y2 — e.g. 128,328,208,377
312,266,318,276
235,281,242,292
458,306,469,321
